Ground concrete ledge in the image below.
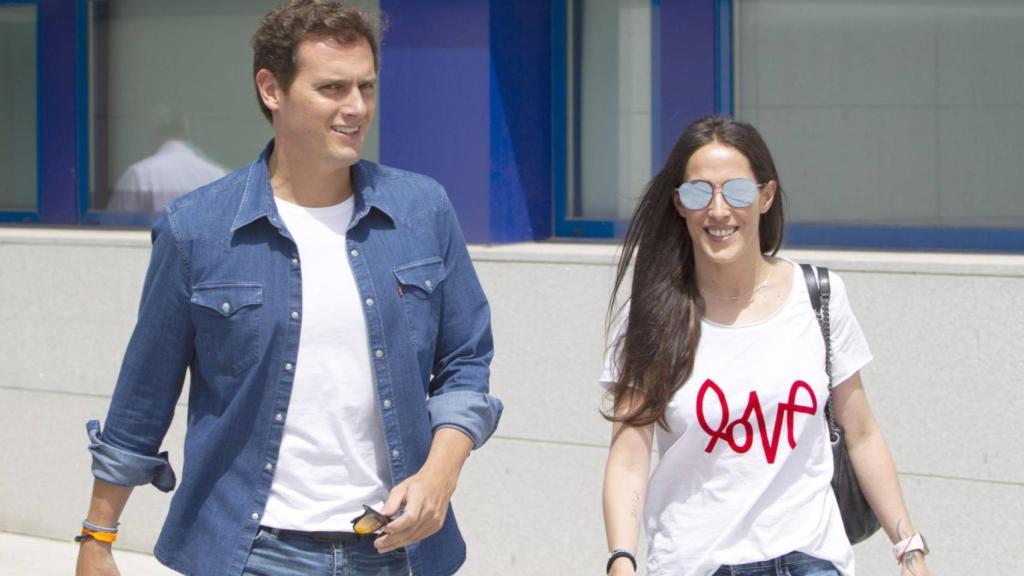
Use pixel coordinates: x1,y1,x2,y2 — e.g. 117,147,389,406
470,241,1024,277
4,227,1022,276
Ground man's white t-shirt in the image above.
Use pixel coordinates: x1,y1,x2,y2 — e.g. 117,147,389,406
600,260,872,576
262,196,391,530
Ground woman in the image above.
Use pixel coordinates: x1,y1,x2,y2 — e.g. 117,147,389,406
600,116,930,576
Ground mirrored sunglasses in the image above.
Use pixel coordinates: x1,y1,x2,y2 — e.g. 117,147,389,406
676,178,764,210
350,504,392,535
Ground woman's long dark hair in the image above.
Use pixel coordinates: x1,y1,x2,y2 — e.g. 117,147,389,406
605,115,786,428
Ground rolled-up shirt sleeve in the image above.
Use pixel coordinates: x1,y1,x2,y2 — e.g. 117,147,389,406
87,419,176,491
426,197,503,449
86,212,193,490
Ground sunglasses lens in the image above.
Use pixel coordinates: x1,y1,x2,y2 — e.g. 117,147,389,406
353,514,384,534
721,179,758,207
351,505,389,534
677,181,713,210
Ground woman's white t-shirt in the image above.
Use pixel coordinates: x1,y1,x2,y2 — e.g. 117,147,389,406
600,261,872,576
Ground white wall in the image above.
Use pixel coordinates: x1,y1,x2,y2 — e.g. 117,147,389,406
2,229,1023,573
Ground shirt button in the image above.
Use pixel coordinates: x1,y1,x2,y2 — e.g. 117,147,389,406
275,413,284,422
391,449,400,459
290,311,300,320
382,399,392,409
291,257,299,267
350,249,359,257
221,302,231,314
365,298,374,307
375,349,384,359
250,512,259,520
265,463,273,471
425,280,433,289
285,362,294,372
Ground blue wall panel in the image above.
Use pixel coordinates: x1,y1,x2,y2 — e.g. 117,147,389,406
488,0,551,242
38,0,80,224
379,1,491,242
380,0,550,243
656,1,715,167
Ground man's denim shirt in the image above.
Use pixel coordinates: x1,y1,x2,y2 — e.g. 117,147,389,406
87,143,503,576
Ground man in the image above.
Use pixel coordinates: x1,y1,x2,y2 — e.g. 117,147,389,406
106,106,229,213
76,2,502,575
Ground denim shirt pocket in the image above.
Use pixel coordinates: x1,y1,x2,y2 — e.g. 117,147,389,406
393,257,446,348
190,283,263,376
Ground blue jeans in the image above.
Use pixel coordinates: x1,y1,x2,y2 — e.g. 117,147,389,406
712,551,839,576
242,528,410,576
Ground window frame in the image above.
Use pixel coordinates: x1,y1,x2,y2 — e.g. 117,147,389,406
552,0,730,240
554,0,1024,253
77,0,172,227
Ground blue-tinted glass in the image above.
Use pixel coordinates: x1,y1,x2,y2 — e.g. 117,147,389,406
722,179,758,206
0,4,37,211
677,181,714,210
88,0,380,214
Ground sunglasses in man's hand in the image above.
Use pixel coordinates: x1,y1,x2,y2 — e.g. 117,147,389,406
351,504,392,535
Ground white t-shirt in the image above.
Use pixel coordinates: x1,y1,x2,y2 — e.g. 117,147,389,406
600,260,872,576
262,196,391,530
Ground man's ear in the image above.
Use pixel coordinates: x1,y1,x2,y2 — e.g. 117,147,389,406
255,69,282,113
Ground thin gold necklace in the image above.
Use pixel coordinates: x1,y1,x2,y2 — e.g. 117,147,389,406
701,271,770,301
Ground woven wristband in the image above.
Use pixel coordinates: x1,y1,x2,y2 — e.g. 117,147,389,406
81,519,119,534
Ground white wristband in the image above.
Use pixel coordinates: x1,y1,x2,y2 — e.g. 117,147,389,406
892,533,928,563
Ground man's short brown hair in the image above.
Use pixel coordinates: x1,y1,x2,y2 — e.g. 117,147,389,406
252,0,383,122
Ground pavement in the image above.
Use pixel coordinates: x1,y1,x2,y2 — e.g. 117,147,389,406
0,532,176,575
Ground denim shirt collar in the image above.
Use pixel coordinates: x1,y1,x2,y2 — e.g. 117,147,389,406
230,140,397,234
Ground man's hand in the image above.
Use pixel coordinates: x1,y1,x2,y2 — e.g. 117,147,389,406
75,540,121,576
76,480,133,576
373,428,473,554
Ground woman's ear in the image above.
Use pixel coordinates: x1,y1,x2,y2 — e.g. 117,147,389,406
760,180,777,214
672,187,687,219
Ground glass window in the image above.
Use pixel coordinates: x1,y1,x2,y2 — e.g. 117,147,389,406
568,0,653,222
0,3,37,212
88,0,379,214
735,0,1024,230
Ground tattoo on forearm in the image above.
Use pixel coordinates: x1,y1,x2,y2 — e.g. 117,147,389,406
902,552,919,575
896,519,919,575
